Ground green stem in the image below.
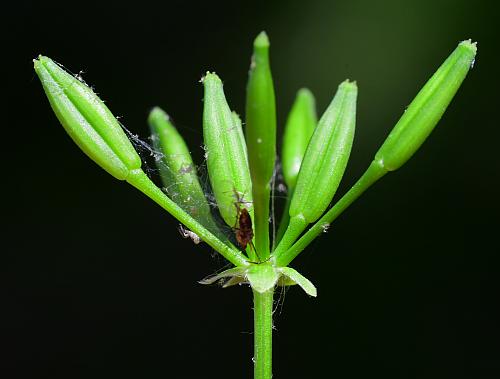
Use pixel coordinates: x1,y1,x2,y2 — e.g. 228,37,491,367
126,169,249,267
253,288,274,379
254,185,271,260
272,214,307,260
274,160,387,266
274,187,293,249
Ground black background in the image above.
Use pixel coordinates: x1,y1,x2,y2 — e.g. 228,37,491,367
5,0,500,378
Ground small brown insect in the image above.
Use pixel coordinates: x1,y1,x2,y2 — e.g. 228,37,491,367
232,189,254,251
235,207,254,250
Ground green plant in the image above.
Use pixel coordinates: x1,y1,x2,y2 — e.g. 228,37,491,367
34,32,476,379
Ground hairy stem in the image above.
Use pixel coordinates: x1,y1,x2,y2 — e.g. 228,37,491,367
254,184,271,260
126,169,249,267
253,289,274,379
274,187,293,249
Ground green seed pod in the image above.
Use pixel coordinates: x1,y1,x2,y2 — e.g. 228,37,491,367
245,31,277,258
148,107,214,224
245,31,276,187
290,80,357,223
34,56,141,180
276,88,317,244
375,40,477,171
202,72,253,228
232,111,249,166
281,88,317,189
275,80,357,257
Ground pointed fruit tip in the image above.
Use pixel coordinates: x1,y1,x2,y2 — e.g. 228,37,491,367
33,54,45,67
149,106,169,121
202,71,220,84
254,31,270,47
297,87,313,97
459,39,477,54
340,79,358,90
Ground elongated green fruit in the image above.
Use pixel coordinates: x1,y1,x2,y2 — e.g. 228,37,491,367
291,81,357,223
203,72,253,228
148,107,177,187
245,31,277,259
375,40,477,171
276,88,317,244
34,56,141,180
246,31,276,187
281,88,317,189
148,107,208,213
148,107,220,231
274,80,357,258
232,111,249,166
276,40,477,267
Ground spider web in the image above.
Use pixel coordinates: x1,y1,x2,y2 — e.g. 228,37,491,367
121,122,239,248
118,110,289,258
56,59,290,264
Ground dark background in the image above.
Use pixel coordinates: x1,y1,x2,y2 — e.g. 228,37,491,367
5,0,499,378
